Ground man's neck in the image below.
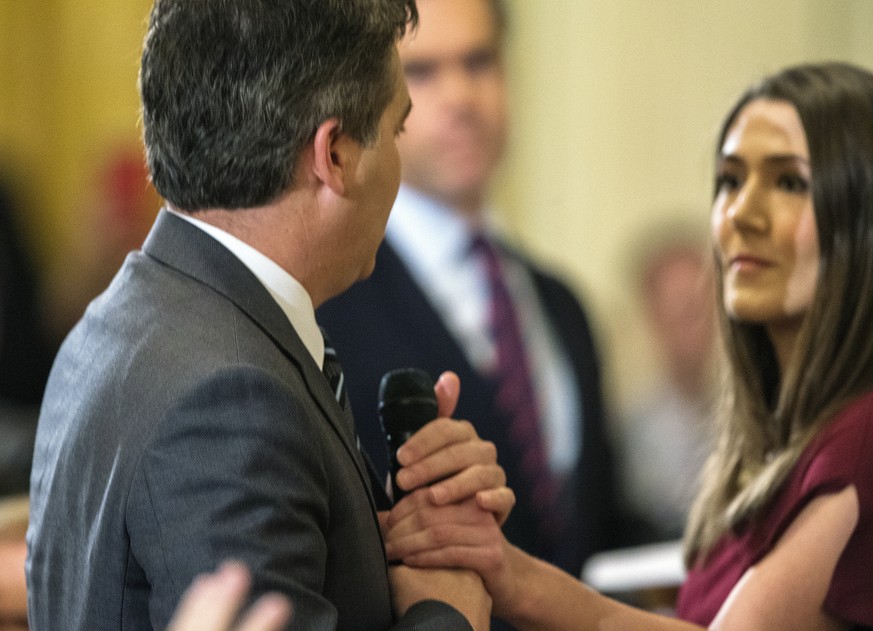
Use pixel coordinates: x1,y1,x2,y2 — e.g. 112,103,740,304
173,196,330,306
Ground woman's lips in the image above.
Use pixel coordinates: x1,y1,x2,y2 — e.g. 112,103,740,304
728,254,774,272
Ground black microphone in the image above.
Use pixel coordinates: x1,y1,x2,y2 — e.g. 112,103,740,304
378,368,438,502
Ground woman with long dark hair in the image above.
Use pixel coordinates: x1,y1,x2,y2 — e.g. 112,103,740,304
385,62,873,630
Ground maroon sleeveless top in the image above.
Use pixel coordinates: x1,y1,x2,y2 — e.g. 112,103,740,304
676,391,873,628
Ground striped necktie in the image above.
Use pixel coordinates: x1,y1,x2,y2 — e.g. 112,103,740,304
321,329,350,411
320,327,394,508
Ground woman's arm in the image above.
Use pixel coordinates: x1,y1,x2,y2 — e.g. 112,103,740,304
386,486,859,631
709,485,857,631
485,541,702,631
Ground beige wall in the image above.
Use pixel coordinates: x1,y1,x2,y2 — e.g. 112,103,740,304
1,0,151,252
0,0,155,332
494,0,873,410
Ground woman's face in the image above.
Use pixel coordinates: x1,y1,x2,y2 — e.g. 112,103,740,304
712,98,820,331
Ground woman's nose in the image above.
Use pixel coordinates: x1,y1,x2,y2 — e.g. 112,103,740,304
727,179,768,233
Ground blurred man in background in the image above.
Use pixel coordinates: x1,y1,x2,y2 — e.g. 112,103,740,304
318,0,622,574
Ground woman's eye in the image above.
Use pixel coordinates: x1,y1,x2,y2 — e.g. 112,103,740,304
777,173,810,193
716,172,741,192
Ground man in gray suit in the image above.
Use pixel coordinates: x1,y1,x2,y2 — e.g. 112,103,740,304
26,1,499,629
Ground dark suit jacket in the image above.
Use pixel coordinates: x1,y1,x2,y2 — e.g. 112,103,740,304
317,241,622,574
0,184,56,407
26,211,471,631
0,185,55,496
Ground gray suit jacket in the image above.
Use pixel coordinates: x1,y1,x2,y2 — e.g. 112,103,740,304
26,210,471,631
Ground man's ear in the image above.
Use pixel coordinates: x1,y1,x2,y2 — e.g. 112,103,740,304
311,118,359,197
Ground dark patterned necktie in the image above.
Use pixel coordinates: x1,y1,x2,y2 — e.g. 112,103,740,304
471,235,562,541
321,329,350,412
321,328,394,508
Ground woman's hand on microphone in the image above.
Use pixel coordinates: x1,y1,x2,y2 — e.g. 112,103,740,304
393,371,515,525
380,370,515,584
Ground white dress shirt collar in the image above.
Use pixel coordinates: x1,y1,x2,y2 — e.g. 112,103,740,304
386,185,475,271
168,209,325,368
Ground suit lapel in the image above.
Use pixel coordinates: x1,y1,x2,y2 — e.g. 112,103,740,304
376,244,480,376
141,209,384,513
377,243,503,412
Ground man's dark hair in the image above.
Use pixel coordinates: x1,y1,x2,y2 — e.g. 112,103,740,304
140,0,418,211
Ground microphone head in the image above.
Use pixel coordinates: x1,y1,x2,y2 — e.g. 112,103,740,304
378,368,437,440
379,367,434,404
378,368,438,503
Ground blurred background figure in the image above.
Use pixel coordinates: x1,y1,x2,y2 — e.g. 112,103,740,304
616,219,717,543
0,181,51,630
0,147,158,494
0,181,55,496
318,0,623,576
